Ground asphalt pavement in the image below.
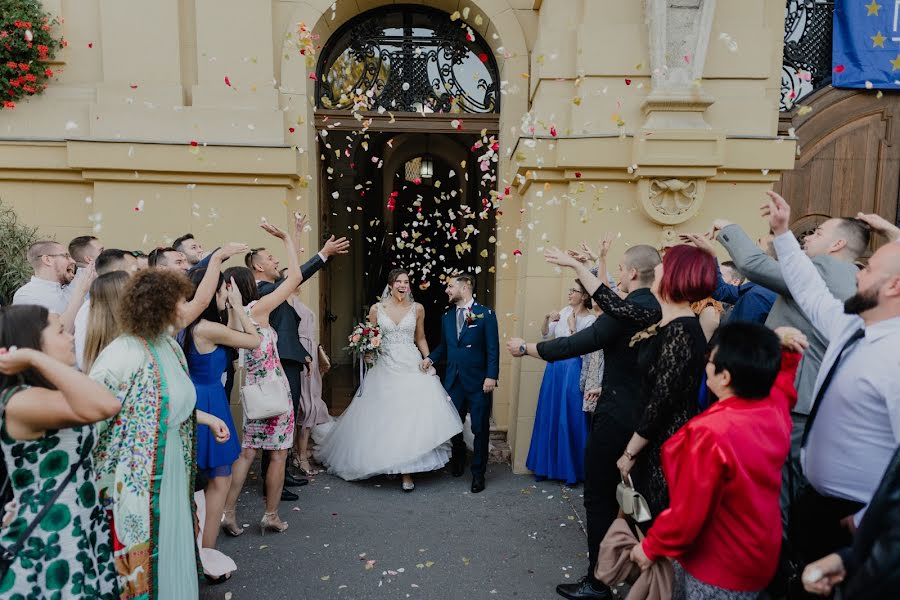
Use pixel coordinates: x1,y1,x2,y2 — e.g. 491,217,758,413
200,465,589,600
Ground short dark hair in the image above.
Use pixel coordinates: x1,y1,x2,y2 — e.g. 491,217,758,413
720,260,744,283
95,249,131,275
68,235,98,263
172,234,194,252
148,247,178,267
835,218,871,260
0,305,55,391
245,248,265,269
454,273,475,291
710,322,782,399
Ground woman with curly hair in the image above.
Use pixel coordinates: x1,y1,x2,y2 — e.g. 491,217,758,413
89,268,231,599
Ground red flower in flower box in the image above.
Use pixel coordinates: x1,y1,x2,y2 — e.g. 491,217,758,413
44,68,53,77
3,101,15,109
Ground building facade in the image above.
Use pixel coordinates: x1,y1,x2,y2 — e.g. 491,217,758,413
0,0,849,471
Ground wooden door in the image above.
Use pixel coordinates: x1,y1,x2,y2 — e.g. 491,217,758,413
777,88,900,249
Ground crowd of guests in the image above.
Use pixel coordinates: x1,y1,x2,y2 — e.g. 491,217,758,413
509,191,899,600
0,215,349,597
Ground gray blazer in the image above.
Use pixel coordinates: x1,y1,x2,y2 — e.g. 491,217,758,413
717,224,858,415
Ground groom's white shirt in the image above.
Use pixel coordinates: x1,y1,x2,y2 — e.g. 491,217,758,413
456,298,474,311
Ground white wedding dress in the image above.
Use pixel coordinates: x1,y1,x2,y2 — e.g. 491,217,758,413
313,303,463,481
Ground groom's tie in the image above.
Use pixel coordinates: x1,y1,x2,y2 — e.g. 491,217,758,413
456,307,465,339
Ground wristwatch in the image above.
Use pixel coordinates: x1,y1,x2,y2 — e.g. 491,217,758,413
518,344,527,356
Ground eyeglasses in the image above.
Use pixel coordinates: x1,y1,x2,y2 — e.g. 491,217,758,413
568,288,585,294
42,253,72,260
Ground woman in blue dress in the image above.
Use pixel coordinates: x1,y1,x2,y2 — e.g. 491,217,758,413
526,280,596,485
183,269,260,579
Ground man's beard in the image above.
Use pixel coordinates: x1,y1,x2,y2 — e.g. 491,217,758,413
844,287,878,315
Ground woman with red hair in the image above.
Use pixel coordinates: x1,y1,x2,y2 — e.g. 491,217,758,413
546,243,717,523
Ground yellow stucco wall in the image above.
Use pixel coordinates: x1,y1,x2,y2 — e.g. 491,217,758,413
0,0,795,473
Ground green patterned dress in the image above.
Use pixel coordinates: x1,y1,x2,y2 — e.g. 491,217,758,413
0,386,118,599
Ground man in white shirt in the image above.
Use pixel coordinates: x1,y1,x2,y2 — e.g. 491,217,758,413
766,191,900,565
13,240,92,332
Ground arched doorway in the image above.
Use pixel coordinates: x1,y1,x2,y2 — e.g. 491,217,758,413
313,5,502,412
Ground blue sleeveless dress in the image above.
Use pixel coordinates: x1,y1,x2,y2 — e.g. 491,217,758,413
187,343,241,478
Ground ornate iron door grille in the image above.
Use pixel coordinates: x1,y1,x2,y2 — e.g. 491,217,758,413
316,5,500,114
781,0,836,111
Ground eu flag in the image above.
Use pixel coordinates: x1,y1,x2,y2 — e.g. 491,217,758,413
832,0,900,89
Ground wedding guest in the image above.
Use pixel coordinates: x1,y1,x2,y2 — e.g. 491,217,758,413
89,269,231,599
247,221,349,498
631,323,807,600
286,291,331,476
81,271,129,372
545,244,715,523
0,305,120,598
223,222,304,534
526,280,596,485
74,249,137,369
691,297,723,342
719,261,743,286
507,243,662,600
131,250,149,270
148,246,190,272
711,210,867,532
69,235,103,270
182,268,260,577
174,233,205,267
13,240,92,332
802,446,900,600
765,191,900,565
682,233,776,325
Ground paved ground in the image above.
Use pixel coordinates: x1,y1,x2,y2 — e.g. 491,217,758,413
200,465,588,600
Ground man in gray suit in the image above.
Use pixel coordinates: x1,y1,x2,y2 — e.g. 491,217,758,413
711,215,870,527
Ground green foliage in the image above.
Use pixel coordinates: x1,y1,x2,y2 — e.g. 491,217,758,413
0,0,64,109
0,199,38,304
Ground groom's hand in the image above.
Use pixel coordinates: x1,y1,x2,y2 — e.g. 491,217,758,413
420,358,433,372
483,378,497,393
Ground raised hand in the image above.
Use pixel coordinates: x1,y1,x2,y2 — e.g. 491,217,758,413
546,311,561,323
321,235,351,258
0,347,35,375
544,247,580,269
856,212,900,242
761,191,791,235
598,232,615,259
293,211,309,239
218,242,249,261
261,223,288,240
679,233,716,256
710,219,733,238
566,248,591,264
774,326,809,353
225,277,244,309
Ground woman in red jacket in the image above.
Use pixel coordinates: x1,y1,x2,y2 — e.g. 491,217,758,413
630,322,808,599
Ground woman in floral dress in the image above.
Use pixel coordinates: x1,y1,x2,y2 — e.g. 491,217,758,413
0,305,121,599
223,222,303,535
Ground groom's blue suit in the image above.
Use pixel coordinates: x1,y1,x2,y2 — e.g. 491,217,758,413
428,302,500,478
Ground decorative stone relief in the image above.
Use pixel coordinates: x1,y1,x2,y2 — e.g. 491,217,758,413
637,178,706,225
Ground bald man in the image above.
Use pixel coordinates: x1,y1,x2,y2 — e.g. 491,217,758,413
766,191,900,566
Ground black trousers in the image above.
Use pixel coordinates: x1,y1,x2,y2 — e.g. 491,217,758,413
789,485,864,565
584,415,632,575
261,359,303,479
447,381,492,478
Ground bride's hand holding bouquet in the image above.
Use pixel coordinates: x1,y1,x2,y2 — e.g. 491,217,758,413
346,322,382,366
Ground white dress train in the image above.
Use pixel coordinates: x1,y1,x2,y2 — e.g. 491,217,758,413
313,303,463,481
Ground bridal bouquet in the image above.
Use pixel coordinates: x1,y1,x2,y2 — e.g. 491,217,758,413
345,321,382,365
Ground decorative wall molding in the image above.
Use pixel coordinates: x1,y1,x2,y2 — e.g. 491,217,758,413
637,177,706,225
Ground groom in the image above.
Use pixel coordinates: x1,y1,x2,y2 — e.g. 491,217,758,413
422,273,499,493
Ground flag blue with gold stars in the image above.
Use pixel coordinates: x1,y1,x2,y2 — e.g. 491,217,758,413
832,0,900,89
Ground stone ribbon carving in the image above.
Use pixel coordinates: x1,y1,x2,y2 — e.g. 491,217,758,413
638,178,706,225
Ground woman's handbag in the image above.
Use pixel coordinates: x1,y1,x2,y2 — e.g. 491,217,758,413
317,345,331,373
238,349,292,420
616,474,652,523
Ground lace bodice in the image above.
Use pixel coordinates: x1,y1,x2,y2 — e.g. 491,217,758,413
377,302,417,348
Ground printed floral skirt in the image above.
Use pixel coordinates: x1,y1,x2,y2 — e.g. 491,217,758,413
242,409,295,450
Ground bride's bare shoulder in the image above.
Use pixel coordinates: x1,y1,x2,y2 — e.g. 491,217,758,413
414,302,425,315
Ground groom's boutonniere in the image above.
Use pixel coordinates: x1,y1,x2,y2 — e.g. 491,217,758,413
464,309,484,326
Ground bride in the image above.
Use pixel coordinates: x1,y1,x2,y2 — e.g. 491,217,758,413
314,269,463,491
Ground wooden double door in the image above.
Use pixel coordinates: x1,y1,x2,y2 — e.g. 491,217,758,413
776,88,900,247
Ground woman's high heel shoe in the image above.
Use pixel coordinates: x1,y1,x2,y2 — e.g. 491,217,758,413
298,458,321,477
260,512,288,535
221,510,244,537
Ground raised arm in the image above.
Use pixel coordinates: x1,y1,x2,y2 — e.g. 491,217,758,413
715,223,792,295
766,191,854,340
1,347,121,438
60,263,94,334
251,220,303,320
530,313,626,361
180,242,248,328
